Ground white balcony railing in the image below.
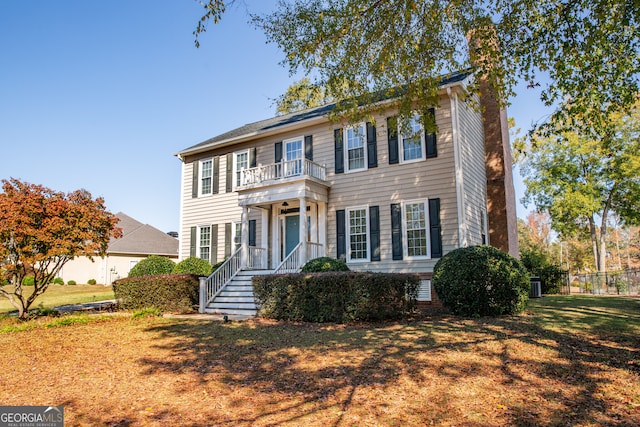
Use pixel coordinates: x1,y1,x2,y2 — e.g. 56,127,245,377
239,159,327,189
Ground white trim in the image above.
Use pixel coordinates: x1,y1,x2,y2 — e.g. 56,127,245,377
401,199,431,260
448,88,467,248
346,205,370,263
178,162,185,259
344,122,368,173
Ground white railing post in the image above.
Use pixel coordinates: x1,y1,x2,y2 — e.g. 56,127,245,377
198,277,206,314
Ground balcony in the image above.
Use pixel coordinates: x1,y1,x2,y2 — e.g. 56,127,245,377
237,159,327,190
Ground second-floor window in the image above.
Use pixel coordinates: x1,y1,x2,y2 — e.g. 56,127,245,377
400,115,425,163
234,150,249,188
284,138,303,176
200,159,213,196
345,123,367,172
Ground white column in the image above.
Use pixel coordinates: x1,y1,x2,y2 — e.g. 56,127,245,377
241,206,249,268
261,208,269,269
271,204,279,269
318,201,327,256
299,197,307,266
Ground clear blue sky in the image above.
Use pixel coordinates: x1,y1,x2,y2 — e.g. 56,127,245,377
0,1,549,233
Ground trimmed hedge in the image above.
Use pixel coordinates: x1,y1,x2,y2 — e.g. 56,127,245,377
113,274,199,313
172,256,213,276
433,245,530,317
128,255,176,277
253,272,419,322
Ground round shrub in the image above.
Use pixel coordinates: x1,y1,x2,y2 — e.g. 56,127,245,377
53,277,64,285
87,279,97,285
172,257,213,276
433,245,530,317
128,255,176,277
22,275,35,286
67,280,77,285
301,257,350,273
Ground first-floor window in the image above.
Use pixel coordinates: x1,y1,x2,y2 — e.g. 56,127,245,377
199,225,211,260
404,200,429,258
347,207,369,261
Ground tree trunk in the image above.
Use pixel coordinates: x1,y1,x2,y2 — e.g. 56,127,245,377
588,216,601,271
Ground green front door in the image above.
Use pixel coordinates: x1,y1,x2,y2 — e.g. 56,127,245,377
284,215,300,257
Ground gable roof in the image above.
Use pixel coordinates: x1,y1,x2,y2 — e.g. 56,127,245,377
108,212,178,257
176,70,471,158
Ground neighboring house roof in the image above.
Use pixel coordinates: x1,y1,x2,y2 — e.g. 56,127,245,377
176,70,471,158
108,212,178,257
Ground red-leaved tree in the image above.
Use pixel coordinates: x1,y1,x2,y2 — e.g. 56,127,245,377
0,178,122,319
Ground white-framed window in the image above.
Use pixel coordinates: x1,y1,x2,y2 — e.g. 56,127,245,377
399,115,425,163
347,206,369,262
284,137,303,176
233,150,249,188
403,199,430,259
344,123,367,172
199,158,213,196
232,221,241,250
198,225,211,261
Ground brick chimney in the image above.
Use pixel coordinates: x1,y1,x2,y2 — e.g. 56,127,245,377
468,25,520,258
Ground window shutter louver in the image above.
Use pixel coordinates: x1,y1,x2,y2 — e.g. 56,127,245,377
426,108,437,159
334,128,344,174
366,122,378,168
250,147,257,168
191,162,199,198
249,219,256,247
225,153,233,192
213,156,220,194
275,141,283,163
211,224,218,265
336,209,346,260
429,198,442,258
387,116,399,164
224,223,232,257
305,135,313,161
369,206,380,262
190,226,197,257
391,203,403,260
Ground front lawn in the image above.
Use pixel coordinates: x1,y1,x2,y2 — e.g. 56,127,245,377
1,295,638,426
0,284,115,314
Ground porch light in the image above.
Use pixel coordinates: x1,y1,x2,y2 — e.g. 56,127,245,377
282,201,289,207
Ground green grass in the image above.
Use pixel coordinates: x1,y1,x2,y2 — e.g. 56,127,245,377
0,284,115,314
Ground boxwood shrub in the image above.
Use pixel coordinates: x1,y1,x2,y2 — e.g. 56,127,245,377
172,256,213,276
253,272,419,322
300,257,350,272
113,274,199,313
128,255,176,277
433,245,529,317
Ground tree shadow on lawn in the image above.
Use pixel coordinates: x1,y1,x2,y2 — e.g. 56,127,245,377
137,305,640,427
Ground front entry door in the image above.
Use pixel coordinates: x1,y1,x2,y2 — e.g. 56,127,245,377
284,215,300,257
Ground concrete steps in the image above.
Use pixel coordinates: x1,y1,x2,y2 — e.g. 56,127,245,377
203,270,273,316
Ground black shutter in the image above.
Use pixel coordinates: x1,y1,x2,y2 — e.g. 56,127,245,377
391,203,403,260
334,128,344,174
250,147,257,168
275,141,283,163
211,224,218,264
387,116,399,165
366,122,378,168
336,209,346,260
225,153,233,192
249,219,256,247
190,226,197,257
212,156,220,194
426,108,437,158
369,206,380,262
304,135,313,161
429,198,443,258
191,161,199,198
224,223,232,257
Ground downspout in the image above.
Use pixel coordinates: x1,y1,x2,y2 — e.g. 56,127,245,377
448,87,467,248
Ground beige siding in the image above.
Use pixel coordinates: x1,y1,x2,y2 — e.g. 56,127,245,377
457,95,488,246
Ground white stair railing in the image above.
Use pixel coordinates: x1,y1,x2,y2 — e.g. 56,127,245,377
247,247,267,270
307,242,324,261
199,246,242,313
273,242,303,274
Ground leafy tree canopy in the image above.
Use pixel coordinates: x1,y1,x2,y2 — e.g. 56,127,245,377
196,0,639,136
0,178,121,318
273,77,334,115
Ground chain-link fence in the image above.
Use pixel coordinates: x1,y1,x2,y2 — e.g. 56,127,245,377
573,269,640,295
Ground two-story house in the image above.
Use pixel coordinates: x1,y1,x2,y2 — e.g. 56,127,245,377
175,71,518,315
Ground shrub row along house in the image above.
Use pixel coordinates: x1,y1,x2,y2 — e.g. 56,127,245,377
175,71,518,315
